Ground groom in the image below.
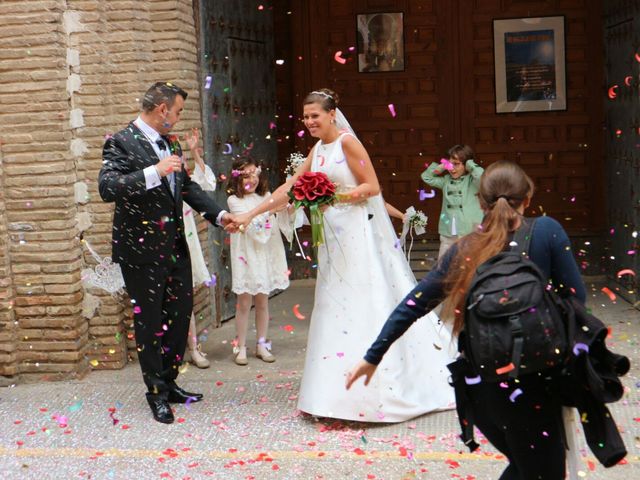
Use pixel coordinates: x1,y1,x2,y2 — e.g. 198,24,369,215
99,82,234,424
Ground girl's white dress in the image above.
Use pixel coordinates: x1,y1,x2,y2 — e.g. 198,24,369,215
183,164,217,285
296,133,456,422
227,193,290,295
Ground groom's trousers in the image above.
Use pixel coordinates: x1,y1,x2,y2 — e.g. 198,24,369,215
119,238,193,396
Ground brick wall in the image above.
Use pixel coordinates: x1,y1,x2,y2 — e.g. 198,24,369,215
0,0,213,383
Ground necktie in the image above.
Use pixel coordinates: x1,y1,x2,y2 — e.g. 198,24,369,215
155,138,175,195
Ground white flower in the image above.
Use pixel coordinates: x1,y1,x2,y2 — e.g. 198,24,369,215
285,152,306,177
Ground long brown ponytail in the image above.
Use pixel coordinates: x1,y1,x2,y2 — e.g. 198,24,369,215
441,161,535,336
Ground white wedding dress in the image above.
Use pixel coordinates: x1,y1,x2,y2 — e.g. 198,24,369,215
297,133,456,422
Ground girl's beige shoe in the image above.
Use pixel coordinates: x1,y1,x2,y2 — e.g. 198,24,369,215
256,338,275,363
189,344,210,369
234,346,248,366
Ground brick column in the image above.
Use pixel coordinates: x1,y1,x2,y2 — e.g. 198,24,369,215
0,0,211,383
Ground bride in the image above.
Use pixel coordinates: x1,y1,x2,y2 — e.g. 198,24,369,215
233,88,455,422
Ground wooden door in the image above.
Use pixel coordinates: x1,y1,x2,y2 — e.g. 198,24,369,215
289,0,604,236
457,0,604,234
198,0,277,320
291,0,454,232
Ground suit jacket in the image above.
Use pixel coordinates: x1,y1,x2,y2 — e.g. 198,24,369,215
98,122,223,265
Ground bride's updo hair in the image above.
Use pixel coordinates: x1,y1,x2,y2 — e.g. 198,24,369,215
303,88,339,112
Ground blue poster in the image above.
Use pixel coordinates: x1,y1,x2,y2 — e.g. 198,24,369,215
504,29,557,102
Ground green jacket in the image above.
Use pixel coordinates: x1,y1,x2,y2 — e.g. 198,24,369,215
421,159,484,237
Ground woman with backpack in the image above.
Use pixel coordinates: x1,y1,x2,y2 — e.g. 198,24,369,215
346,160,587,479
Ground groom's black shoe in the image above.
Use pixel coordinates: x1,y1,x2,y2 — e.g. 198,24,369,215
167,386,203,404
146,395,174,424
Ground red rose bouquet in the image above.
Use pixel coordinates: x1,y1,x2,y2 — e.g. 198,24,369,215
288,172,336,247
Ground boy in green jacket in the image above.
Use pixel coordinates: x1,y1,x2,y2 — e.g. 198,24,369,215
421,144,484,258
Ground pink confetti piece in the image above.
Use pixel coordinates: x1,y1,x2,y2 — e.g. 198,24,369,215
293,304,306,320
617,268,635,277
336,352,344,358
238,256,248,265
509,388,523,403
406,299,416,306
419,189,436,200
387,104,396,117
334,51,347,64
269,121,276,129
440,158,454,171
297,130,305,138
133,306,141,314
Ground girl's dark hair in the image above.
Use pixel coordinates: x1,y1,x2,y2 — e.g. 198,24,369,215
441,160,535,336
303,88,339,112
447,144,475,163
228,157,269,198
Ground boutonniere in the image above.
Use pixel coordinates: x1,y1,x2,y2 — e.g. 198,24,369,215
167,135,180,155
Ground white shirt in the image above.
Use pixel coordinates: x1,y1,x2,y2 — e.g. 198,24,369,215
134,116,168,191
133,115,227,226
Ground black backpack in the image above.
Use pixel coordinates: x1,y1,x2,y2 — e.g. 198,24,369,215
463,218,569,381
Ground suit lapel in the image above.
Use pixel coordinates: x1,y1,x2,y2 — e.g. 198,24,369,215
128,122,175,202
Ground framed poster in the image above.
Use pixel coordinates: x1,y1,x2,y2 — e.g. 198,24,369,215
493,16,566,113
356,12,404,72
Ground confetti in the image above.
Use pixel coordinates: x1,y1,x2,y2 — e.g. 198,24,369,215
572,343,589,356
464,375,482,385
616,268,635,278
608,85,618,99
495,362,515,375
419,189,436,200
292,304,305,320
509,388,523,402
387,104,396,117
222,143,233,155
601,287,616,302
334,51,347,64
204,75,212,89
440,158,454,171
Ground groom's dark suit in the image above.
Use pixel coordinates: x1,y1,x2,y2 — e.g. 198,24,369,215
99,122,222,397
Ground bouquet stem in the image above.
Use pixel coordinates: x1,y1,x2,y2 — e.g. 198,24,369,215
309,204,325,247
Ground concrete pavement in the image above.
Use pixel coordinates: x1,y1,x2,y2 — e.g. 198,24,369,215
1,279,639,479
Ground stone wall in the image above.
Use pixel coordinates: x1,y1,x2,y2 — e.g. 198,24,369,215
0,0,213,383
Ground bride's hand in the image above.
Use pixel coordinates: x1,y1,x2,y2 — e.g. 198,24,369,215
233,212,253,232
345,359,377,390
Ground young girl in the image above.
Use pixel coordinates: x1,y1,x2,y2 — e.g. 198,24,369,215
421,144,484,258
347,161,587,478
227,157,290,365
183,128,217,368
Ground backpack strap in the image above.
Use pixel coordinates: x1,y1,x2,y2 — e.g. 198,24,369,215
507,217,537,378
511,217,537,256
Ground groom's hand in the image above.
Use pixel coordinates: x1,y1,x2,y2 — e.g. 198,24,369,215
156,155,182,177
345,359,377,390
221,213,239,232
